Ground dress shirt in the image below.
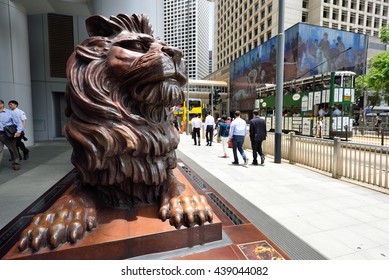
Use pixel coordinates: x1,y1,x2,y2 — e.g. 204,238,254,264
191,117,202,128
204,115,215,126
229,117,247,138
0,109,23,133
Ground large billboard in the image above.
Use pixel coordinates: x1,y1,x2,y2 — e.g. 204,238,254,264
230,23,368,112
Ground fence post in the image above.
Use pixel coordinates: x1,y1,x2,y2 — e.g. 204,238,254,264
289,132,296,164
332,137,342,179
381,126,384,146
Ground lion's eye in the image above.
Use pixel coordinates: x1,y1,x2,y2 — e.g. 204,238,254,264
118,40,148,53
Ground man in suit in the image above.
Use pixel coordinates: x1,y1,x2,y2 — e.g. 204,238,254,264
249,109,267,165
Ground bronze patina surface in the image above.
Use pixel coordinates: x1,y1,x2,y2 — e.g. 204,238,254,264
16,13,213,253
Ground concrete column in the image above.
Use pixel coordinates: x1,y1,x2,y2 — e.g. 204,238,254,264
0,0,34,145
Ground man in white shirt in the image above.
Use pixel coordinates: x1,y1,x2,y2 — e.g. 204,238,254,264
204,112,215,146
191,114,202,146
8,100,29,160
228,111,248,165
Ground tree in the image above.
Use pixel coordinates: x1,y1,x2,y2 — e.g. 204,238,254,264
365,51,389,105
380,24,389,44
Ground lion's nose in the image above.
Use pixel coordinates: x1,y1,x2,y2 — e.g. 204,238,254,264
162,46,183,65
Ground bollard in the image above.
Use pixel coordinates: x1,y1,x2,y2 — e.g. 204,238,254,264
344,125,348,142
381,125,384,146
332,137,343,179
289,132,296,164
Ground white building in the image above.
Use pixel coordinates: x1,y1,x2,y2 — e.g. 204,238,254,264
163,0,210,80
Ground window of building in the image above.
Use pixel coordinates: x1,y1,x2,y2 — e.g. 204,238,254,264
261,9,265,18
366,16,372,27
375,4,381,14
323,7,329,18
374,18,379,28
358,15,364,25
333,0,338,5
302,12,308,22
383,7,388,17
367,2,372,13
342,0,348,7
267,31,272,40
350,13,355,24
341,11,347,21
268,17,272,27
359,2,365,11
260,35,264,44
302,0,309,8
350,0,355,9
332,9,338,20
261,22,265,31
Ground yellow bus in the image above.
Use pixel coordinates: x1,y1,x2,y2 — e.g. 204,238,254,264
174,98,203,130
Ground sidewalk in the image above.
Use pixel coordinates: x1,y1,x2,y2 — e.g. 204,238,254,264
1,136,389,259
176,133,389,260
0,140,74,230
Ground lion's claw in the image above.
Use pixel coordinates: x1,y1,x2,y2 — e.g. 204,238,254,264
17,205,97,252
160,193,213,229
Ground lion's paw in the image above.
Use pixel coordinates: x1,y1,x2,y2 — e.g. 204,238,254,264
159,194,213,228
17,206,97,252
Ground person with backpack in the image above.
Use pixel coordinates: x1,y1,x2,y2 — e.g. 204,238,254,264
218,115,230,158
249,109,267,165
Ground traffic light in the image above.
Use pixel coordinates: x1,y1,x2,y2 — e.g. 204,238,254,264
357,96,364,108
214,89,221,105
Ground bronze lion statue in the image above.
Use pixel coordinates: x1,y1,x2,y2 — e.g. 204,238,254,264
17,13,213,252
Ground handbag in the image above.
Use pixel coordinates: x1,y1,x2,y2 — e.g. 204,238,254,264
4,124,17,139
228,139,233,148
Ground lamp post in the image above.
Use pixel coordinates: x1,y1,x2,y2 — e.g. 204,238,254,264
274,0,285,163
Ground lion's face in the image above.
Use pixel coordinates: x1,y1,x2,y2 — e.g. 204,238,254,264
106,31,187,107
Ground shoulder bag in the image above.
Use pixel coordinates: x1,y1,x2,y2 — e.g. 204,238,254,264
4,124,17,139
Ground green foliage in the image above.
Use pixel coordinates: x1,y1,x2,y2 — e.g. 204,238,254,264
355,51,389,108
366,51,389,94
380,24,389,44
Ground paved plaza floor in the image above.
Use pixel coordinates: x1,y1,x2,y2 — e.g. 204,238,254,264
1,135,389,260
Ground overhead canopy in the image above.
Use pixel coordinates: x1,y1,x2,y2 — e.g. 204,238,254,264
187,79,228,87
184,79,228,99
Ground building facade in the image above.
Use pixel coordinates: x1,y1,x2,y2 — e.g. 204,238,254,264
213,0,389,70
163,0,210,80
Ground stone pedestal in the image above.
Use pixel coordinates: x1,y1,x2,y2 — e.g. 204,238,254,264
2,169,222,260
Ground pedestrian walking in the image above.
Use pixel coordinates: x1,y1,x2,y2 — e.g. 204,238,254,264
8,100,29,160
249,109,267,165
228,111,248,165
204,112,215,146
191,114,202,146
0,99,24,170
218,115,230,158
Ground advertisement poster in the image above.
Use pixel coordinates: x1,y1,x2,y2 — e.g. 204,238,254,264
230,23,367,112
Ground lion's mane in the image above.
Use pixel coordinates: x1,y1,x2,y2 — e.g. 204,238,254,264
64,14,185,206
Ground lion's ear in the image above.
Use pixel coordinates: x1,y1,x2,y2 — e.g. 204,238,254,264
86,15,122,37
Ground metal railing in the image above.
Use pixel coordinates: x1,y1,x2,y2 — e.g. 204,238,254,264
262,132,389,190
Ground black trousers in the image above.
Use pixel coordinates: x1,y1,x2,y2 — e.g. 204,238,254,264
193,127,200,145
251,140,264,162
206,125,213,144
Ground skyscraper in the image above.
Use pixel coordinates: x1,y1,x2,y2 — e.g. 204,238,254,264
164,0,210,79
213,0,388,70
